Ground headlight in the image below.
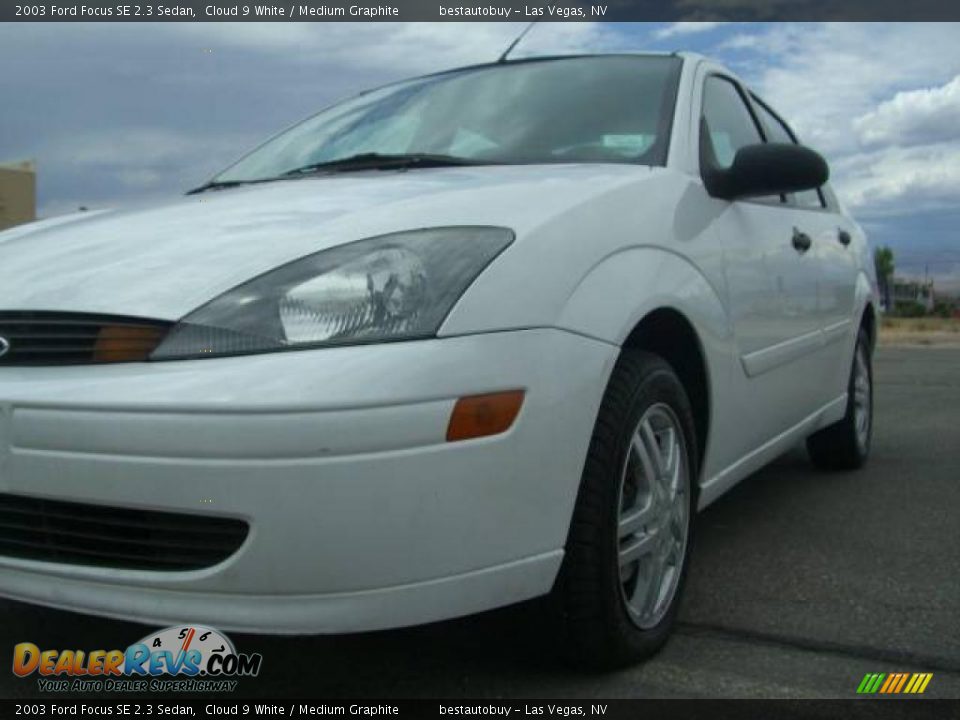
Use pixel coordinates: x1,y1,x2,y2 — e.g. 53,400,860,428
151,226,513,360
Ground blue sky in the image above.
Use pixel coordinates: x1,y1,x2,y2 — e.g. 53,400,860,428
1,21,958,290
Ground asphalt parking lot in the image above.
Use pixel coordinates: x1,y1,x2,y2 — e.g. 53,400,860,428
2,346,958,699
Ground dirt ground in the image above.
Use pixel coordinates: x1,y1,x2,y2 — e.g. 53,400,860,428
878,316,960,347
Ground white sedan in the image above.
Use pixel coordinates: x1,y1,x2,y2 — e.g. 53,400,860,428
0,52,876,667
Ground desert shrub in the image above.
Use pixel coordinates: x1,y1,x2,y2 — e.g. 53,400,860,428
893,300,927,318
933,301,954,319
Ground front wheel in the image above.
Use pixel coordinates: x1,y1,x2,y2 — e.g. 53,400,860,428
807,327,873,470
554,350,698,668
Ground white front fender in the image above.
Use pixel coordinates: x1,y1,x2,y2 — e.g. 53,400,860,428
556,246,737,484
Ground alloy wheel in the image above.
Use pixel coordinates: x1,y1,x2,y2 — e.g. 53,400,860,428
853,341,871,451
616,403,690,629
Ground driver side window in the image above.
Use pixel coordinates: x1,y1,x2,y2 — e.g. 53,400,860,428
751,95,826,210
701,76,764,170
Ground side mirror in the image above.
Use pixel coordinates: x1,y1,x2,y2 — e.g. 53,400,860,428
703,142,829,200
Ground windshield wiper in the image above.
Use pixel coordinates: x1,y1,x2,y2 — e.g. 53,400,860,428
280,152,492,177
185,180,251,195
186,153,490,194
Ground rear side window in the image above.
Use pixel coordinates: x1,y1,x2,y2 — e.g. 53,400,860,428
752,97,826,209
700,76,763,170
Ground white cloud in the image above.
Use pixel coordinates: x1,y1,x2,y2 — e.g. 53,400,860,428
38,127,253,203
728,24,960,151
56,127,246,170
116,168,164,190
717,33,762,51
170,22,507,74
43,128,230,168
513,22,630,57
835,143,960,215
853,75,960,148
676,0,797,18
7,19,960,250
716,23,960,217
0,22,635,220
654,22,725,40
169,22,624,76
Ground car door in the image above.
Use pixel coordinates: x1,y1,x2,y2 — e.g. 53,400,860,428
813,186,860,389
695,73,826,455
751,96,860,397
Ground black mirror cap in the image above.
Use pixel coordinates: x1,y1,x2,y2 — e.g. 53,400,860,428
704,143,829,201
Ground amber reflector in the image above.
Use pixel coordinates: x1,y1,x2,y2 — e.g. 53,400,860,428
446,390,525,442
93,325,167,363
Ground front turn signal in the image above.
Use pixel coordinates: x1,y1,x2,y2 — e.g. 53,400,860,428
446,390,525,442
93,324,167,363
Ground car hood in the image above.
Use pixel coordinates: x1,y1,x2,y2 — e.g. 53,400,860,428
0,164,656,320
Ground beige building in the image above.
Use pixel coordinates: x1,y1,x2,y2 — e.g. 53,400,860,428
0,160,36,231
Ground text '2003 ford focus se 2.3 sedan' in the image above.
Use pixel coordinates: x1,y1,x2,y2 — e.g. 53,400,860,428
0,52,876,667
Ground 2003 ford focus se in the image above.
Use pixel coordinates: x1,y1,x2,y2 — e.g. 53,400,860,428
0,53,876,666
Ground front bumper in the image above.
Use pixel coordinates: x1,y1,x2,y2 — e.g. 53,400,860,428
0,329,616,633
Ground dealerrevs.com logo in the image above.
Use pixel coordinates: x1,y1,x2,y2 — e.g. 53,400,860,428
13,625,262,693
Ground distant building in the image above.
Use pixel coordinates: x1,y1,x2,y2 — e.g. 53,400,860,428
891,277,935,313
0,160,36,231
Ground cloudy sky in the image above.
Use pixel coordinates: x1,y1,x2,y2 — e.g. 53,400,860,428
1,21,958,289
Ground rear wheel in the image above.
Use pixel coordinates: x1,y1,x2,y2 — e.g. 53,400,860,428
554,350,697,668
807,327,873,470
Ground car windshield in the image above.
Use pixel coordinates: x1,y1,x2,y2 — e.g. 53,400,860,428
213,55,682,183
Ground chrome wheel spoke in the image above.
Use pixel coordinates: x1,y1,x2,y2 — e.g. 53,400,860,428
619,530,656,567
669,501,685,540
662,529,681,567
664,430,681,497
619,502,655,537
633,425,661,487
852,344,871,449
641,535,673,617
638,575,660,618
617,403,690,630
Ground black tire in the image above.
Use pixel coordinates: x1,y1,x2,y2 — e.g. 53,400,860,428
806,327,873,470
553,350,698,669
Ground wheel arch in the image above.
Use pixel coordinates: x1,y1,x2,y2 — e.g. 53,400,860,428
622,308,711,473
556,246,732,482
854,269,879,353
861,300,877,352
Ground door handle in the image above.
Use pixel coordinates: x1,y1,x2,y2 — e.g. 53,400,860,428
838,229,852,247
791,228,812,253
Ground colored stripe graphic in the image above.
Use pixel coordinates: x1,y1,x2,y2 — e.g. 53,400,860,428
881,673,905,693
907,673,933,694
857,672,933,694
856,673,886,694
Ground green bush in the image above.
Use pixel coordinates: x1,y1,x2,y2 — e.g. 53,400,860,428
933,302,954,319
893,300,927,318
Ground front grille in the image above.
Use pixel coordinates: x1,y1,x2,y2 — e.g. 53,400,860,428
0,311,171,366
0,493,249,571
